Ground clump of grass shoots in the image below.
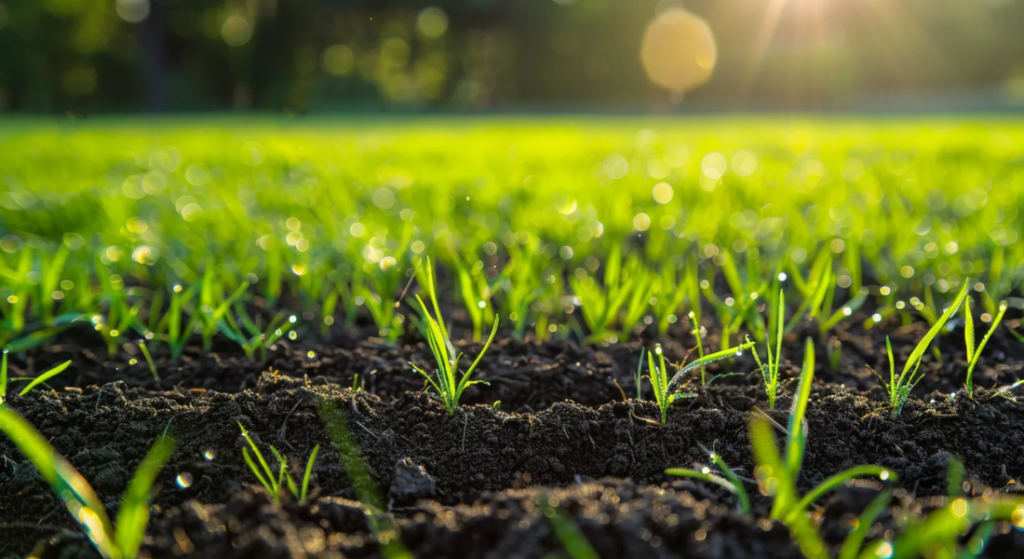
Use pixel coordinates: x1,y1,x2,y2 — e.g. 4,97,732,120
642,341,753,424
238,423,320,505
877,280,969,417
749,289,785,408
409,258,499,416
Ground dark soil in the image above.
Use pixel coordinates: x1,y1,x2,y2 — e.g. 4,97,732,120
2,318,1024,558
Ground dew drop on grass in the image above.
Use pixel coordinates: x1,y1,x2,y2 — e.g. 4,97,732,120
176,472,193,488
872,313,883,322
307,351,316,359
203,449,216,461
880,470,889,481
288,330,298,340
777,272,787,282
129,358,138,365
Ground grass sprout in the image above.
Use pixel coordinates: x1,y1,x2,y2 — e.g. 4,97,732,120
238,423,320,505
877,280,970,417
666,447,751,514
749,289,785,409
0,404,175,559
964,296,1009,397
643,341,753,424
409,258,498,416
138,340,159,381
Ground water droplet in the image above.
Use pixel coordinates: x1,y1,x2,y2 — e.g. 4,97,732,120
129,358,138,365
307,351,316,359
842,307,852,316
176,472,193,488
289,315,297,324
777,272,788,281
203,449,216,461
3,349,8,354
880,470,889,481
288,330,298,340
173,284,183,293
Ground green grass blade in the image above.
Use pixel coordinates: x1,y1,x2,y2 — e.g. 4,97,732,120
964,295,975,365
665,468,741,495
635,347,645,400
541,496,600,559
301,444,320,502
1,349,7,398
710,452,751,514
239,423,277,484
114,436,176,559
460,314,500,386
671,341,755,387
901,280,970,379
820,293,868,332
838,490,892,559
784,338,816,486
787,465,895,522
966,301,1008,396
18,359,72,396
0,405,117,558
270,446,299,498
751,415,795,521
775,289,785,381
242,447,275,498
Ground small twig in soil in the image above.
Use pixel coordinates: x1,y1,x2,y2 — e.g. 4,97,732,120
611,378,627,402
751,406,788,434
354,421,381,440
278,399,303,443
461,412,469,452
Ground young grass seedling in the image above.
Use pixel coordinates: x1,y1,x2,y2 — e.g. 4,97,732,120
409,258,499,416
0,356,71,403
666,446,751,514
643,341,754,424
749,289,785,409
877,280,970,417
138,339,159,381
0,405,175,559
964,296,1008,398
238,423,320,505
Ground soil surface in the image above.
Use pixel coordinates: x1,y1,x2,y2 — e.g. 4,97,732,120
2,315,1024,558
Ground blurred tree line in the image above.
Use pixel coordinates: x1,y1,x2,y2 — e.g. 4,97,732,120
1,0,1023,113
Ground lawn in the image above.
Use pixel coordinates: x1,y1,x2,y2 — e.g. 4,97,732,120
0,117,1023,558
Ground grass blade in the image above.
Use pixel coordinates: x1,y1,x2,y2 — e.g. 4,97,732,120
838,490,892,559
19,359,72,396
301,444,320,502
787,465,894,522
114,436,176,558
0,405,117,558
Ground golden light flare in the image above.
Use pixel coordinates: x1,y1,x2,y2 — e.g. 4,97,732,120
640,8,717,94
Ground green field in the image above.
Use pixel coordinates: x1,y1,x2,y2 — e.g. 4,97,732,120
2,117,1024,558
1,117,1021,350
